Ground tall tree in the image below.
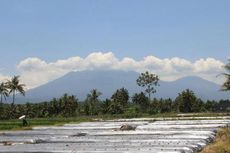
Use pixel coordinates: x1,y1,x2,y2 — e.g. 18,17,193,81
221,59,230,91
101,99,111,114
136,71,159,100
60,93,78,117
6,76,25,105
175,89,199,113
111,88,129,107
86,89,102,115
0,82,8,103
110,88,129,114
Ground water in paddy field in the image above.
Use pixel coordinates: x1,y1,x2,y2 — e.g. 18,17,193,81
0,117,230,153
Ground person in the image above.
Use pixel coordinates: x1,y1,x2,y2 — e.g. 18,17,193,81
19,115,28,126
22,118,28,126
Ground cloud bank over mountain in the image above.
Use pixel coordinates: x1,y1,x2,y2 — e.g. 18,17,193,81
0,52,226,89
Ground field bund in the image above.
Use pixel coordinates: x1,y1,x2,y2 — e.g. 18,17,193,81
0,117,230,153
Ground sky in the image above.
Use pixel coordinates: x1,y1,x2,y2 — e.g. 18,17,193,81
0,0,229,89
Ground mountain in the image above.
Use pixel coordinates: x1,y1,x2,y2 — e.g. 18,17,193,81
16,70,230,103
154,76,229,100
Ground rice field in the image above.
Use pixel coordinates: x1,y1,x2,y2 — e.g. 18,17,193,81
0,116,229,153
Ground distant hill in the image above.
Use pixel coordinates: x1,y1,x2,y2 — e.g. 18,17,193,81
16,70,230,103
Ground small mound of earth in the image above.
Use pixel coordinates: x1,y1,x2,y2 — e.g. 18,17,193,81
69,133,87,137
120,124,136,131
2,141,13,146
33,139,46,144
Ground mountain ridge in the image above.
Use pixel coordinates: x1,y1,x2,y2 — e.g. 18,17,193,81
15,70,229,103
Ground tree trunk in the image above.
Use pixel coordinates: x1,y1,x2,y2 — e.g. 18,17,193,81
12,90,15,105
148,92,151,101
10,91,16,119
147,85,151,101
0,94,2,104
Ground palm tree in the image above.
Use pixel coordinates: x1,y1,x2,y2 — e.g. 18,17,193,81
88,89,102,102
6,76,25,105
221,60,230,91
0,82,8,103
86,89,102,115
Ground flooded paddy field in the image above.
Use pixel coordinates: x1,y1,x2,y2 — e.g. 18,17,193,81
0,117,229,153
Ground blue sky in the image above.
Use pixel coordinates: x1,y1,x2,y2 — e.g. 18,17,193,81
0,0,229,87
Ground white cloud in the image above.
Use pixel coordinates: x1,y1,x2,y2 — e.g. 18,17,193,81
0,74,10,83
194,58,223,73
15,52,225,89
85,52,118,68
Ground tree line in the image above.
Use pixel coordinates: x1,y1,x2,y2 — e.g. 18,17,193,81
0,60,230,119
0,88,229,119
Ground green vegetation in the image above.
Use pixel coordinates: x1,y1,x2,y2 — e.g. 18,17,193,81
136,71,159,100
84,89,102,115
221,59,230,91
175,89,204,113
109,88,129,114
6,75,25,105
132,92,149,112
0,90,229,120
0,82,8,104
0,117,92,131
200,127,230,153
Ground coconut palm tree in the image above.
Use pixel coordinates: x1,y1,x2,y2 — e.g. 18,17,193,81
221,60,230,91
6,76,25,105
86,89,102,115
0,82,8,103
88,89,102,102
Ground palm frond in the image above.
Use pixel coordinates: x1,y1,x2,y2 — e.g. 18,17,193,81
221,60,230,91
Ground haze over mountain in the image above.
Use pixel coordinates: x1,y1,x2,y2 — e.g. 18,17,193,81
16,70,229,103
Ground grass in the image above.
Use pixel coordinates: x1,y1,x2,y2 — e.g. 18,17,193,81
0,112,229,131
0,117,92,131
200,127,230,153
